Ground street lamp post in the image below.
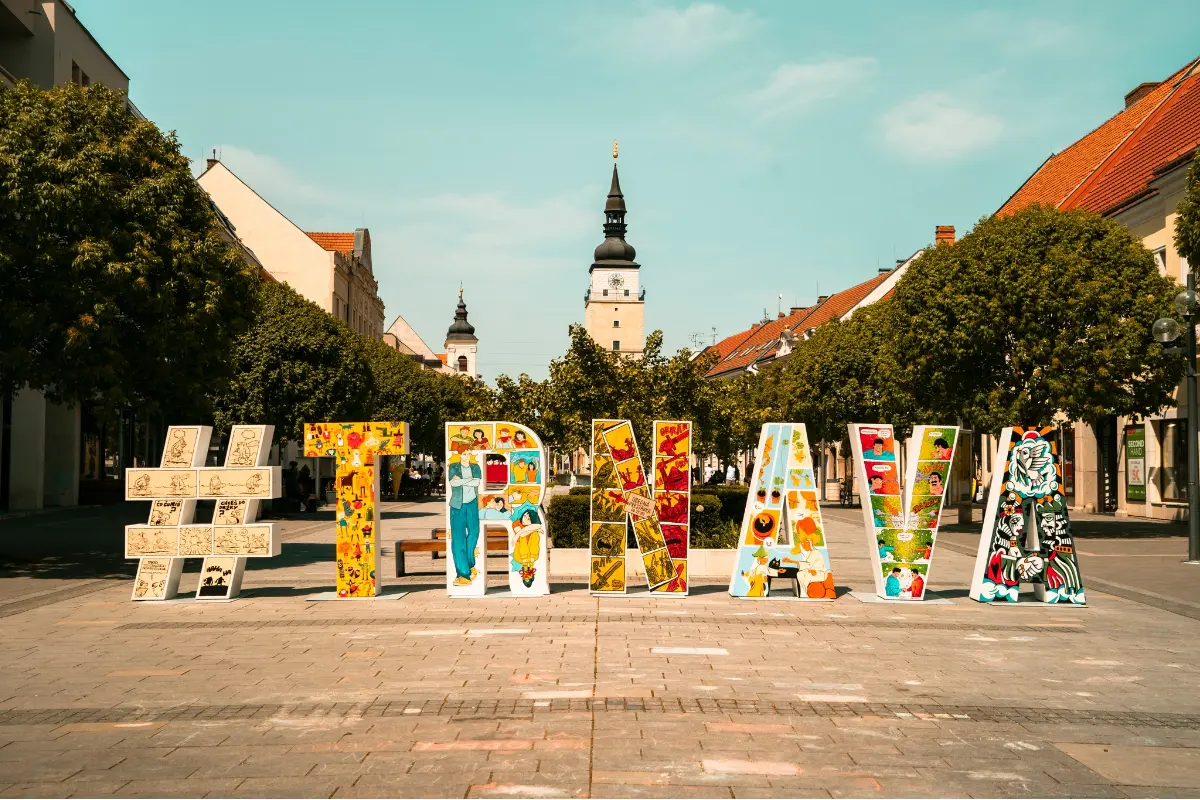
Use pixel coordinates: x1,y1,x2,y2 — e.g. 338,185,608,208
1153,271,1200,563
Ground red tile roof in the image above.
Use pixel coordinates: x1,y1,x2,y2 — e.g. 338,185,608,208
703,271,893,378
306,232,356,253
998,57,1200,216
1075,68,1200,214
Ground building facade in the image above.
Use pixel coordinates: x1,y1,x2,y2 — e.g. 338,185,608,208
999,55,1200,520
197,159,385,340
383,292,481,378
584,149,645,356
0,0,131,510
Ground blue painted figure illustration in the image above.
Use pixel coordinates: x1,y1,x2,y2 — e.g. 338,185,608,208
448,452,482,586
885,567,902,597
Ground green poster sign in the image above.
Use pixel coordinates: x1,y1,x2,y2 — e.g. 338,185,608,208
1125,425,1146,501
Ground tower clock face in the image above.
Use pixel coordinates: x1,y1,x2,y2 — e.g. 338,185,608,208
608,273,625,289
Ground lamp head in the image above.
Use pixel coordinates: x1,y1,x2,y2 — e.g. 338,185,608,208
1153,317,1184,344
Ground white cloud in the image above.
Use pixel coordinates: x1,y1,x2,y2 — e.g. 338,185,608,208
879,92,1003,161
621,3,763,61
202,144,333,206
747,57,876,120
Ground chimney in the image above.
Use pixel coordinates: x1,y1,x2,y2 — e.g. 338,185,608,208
789,306,805,315
206,148,218,171
879,265,892,274
1125,81,1161,109
777,311,785,319
816,295,830,304
935,225,955,247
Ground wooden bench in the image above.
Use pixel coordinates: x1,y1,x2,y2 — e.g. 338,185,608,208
396,527,509,577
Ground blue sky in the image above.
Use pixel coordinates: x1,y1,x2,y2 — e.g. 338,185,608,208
76,0,1199,381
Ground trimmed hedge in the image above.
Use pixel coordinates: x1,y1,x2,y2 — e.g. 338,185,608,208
546,491,739,550
547,494,590,548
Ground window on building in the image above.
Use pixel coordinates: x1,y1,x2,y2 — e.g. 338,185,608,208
1159,420,1188,501
602,289,609,296
1152,247,1168,276
624,289,629,296
457,355,468,373
71,62,80,84
1059,425,1075,502
613,320,620,327
82,73,90,87
612,341,620,351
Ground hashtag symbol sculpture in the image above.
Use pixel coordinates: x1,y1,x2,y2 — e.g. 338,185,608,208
125,424,281,601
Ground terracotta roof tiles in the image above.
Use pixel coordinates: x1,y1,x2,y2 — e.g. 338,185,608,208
998,57,1200,216
704,270,893,378
306,232,356,253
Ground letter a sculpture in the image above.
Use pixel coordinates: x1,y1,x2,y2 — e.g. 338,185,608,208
970,426,1086,605
849,423,959,600
304,422,409,598
125,425,281,600
444,421,549,597
728,423,834,599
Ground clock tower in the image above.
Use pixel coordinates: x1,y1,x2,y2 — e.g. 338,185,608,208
584,141,644,356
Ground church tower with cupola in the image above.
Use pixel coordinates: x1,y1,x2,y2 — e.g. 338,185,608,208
444,289,478,378
584,141,644,356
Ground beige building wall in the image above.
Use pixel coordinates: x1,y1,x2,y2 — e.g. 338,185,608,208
1108,163,1191,520
198,162,341,315
0,0,128,90
584,269,644,356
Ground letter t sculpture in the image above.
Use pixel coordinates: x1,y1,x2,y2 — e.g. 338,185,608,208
303,422,409,598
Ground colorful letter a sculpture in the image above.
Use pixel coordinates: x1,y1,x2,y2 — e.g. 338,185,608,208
849,423,959,600
728,424,835,599
969,426,1086,605
303,421,409,598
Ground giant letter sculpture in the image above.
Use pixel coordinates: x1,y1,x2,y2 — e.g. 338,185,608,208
589,419,686,594
445,421,549,597
303,422,409,598
970,426,1086,605
125,424,281,601
728,424,835,599
849,423,959,600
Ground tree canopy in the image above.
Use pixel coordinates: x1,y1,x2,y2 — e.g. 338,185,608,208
210,280,373,445
1175,148,1200,272
0,80,257,416
887,205,1183,430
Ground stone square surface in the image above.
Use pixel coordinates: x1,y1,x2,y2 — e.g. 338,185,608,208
0,499,1198,798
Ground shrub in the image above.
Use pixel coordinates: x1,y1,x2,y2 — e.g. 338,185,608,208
690,493,738,549
568,486,591,496
547,494,590,548
711,485,749,526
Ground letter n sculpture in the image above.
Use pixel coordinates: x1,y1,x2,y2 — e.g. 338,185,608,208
303,422,409,598
849,423,958,601
444,422,548,597
969,426,1086,605
728,424,834,599
588,419,684,594
125,425,281,601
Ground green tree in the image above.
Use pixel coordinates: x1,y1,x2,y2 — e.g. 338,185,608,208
0,80,257,416
888,205,1183,430
759,302,911,444
477,325,733,466
1175,147,1200,271
363,336,478,454
211,280,372,444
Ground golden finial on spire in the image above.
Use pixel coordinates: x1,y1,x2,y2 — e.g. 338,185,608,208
458,284,463,301
613,139,619,160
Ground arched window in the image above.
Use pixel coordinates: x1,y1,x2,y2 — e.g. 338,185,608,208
457,355,468,373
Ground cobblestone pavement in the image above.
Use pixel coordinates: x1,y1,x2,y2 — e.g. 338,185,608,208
0,501,1198,797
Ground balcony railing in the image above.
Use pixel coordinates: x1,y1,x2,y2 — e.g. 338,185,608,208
584,288,647,302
